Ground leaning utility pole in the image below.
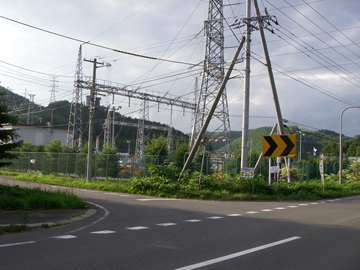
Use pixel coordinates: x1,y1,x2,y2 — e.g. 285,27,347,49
253,0,286,137
84,58,110,182
253,0,289,170
233,0,288,172
181,36,245,174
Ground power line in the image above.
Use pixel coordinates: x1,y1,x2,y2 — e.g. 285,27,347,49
0,14,197,66
0,60,73,78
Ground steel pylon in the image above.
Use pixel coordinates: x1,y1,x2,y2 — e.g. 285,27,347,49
191,0,231,156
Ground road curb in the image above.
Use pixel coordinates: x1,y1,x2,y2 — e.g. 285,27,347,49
0,209,97,228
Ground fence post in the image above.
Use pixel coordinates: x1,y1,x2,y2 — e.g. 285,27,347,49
106,154,109,178
42,152,45,174
66,152,69,176
49,152,52,174
58,153,61,175
95,152,98,180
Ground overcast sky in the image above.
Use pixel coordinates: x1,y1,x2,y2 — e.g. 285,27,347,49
0,0,359,138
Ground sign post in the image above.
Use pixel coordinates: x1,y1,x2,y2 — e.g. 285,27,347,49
241,167,254,178
262,134,296,183
320,154,324,192
262,134,296,158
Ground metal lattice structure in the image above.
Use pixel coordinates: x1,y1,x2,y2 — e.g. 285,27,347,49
66,45,83,149
103,105,111,146
49,77,58,104
135,97,149,157
191,0,231,155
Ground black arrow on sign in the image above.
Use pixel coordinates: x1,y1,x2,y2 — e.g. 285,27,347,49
280,135,295,156
264,136,277,157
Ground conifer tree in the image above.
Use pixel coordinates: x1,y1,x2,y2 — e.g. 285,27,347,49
0,89,23,167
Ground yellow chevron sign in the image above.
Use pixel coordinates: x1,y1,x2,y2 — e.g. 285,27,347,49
262,134,296,157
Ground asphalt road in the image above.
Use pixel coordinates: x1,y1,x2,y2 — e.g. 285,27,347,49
1,178,360,270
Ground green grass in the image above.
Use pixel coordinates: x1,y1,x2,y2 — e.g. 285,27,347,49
0,224,26,233
0,183,88,211
1,169,360,202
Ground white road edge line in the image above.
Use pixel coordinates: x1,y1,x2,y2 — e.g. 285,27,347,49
65,201,109,234
0,241,36,248
136,198,179,201
174,236,301,270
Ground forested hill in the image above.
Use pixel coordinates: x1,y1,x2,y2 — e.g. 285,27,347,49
1,87,188,153
214,126,355,159
2,87,357,157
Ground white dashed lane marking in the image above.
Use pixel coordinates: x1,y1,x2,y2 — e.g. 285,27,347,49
1,197,357,249
104,193,133,197
157,223,177,227
91,230,116,234
0,241,36,248
52,235,77,239
126,226,149,230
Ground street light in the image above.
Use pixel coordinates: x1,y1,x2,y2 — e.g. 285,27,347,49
339,106,360,184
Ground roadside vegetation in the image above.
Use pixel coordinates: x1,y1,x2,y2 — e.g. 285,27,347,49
2,161,360,202
0,182,88,234
0,184,88,211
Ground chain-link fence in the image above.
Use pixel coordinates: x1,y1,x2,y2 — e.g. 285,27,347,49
3,152,345,181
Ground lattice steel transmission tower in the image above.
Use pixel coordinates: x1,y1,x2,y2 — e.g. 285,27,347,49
135,97,149,157
67,45,84,149
103,105,111,146
27,94,35,125
191,0,231,155
49,77,58,104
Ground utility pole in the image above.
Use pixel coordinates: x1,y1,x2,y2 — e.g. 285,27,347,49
84,58,110,182
241,0,252,169
298,131,305,161
253,0,289,172
253,0,286,137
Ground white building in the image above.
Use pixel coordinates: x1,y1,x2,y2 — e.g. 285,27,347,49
10,124,68,146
